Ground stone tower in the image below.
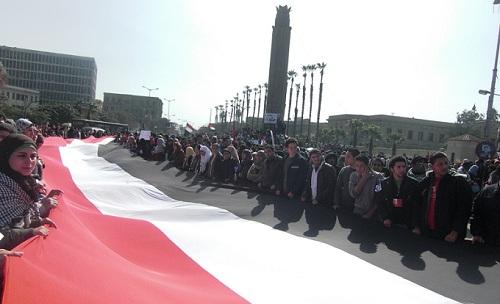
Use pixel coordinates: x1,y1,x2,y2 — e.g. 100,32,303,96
265,5,291,129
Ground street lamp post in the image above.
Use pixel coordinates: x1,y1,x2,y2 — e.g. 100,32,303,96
163,98,175,120
479,90,500,97
483,24,500,141
142,85,159,97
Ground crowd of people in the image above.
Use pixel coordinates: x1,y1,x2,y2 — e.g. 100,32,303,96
116,131,500,246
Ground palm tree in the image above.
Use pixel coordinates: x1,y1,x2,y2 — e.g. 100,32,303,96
232,96,239,130
362,124,382,157
218,105,224,126
245,86,251,127
293,83,301,136
307,64,317,143
286,70,297,135
333,127,347,144
257,85,262,130
224,100,229,130
241,90,246,127
251,87,258,130
300,65,308,136
229,99,234,128
315,63,326,146
234,93,240,129
387,133,404,156
263,83,268,116
214,106,219,124
350,119,364,147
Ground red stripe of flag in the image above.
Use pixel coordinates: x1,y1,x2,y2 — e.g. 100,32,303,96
3,137,247,304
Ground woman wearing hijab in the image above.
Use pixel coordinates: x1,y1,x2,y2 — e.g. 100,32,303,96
247,150,266,184
237,149,253,183
183,146,195,170
225,145,240,163
170,141,185,168
0,134,57,250
198,145,212,176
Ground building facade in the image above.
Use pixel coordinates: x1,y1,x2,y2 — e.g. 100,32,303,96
103,93,163,130
0,84,40,109
0,45,97,104
327,114,455,151
446,134,482,163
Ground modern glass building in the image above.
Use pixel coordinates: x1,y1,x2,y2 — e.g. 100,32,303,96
0,45,97,104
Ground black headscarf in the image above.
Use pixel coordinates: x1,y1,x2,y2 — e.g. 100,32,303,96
0,134,38,200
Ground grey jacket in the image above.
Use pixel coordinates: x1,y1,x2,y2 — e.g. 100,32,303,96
349,170,384,216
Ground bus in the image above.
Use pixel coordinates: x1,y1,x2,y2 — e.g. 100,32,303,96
72,119,128,134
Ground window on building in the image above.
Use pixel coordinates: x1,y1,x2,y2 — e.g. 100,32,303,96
418,131,423,141
407,130,413,140
398,129,403,134
439,134,445,143
428,133,434,142
386,128,392,134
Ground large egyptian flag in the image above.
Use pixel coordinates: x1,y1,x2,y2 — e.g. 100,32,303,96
3,137,458,303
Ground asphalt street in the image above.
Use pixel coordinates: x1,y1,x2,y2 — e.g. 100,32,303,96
100,143,500,304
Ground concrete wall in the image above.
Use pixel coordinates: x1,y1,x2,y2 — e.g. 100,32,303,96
446,140,480,162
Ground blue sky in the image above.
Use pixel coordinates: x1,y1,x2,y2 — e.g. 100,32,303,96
2,0,499,127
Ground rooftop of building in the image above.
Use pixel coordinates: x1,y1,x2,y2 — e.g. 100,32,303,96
328,113,455,126
103,92,162,100
447,134,483,142
0,45,96,62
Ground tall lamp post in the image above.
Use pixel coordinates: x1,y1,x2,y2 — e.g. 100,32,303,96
142,85,159,97
163,98,175,120
483,23,500,141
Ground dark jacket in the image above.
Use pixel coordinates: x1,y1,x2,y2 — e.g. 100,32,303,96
281,154,308,196
417,172,473,239
470,182,500,246
208,153,224,180
170,149,185,168
302,162,337,206
375,176,420,228
221,159,238,182
334,166,355,210
262,155,283,188
237,159,253,182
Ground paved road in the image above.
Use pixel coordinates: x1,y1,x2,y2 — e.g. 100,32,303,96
100,143,499,304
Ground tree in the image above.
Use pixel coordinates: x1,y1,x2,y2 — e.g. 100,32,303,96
318,127,346,145
362,124,382,157
286,70,297,135
307,64,317,142
318,128,335,144
350,119,364,147
257,85,262,130
293,83,301,137
454,106,485,137
251,87,258,130
315,62,326,146
245,86,251,126
387,133,404,156
300,65,308,136
262,83,268,115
